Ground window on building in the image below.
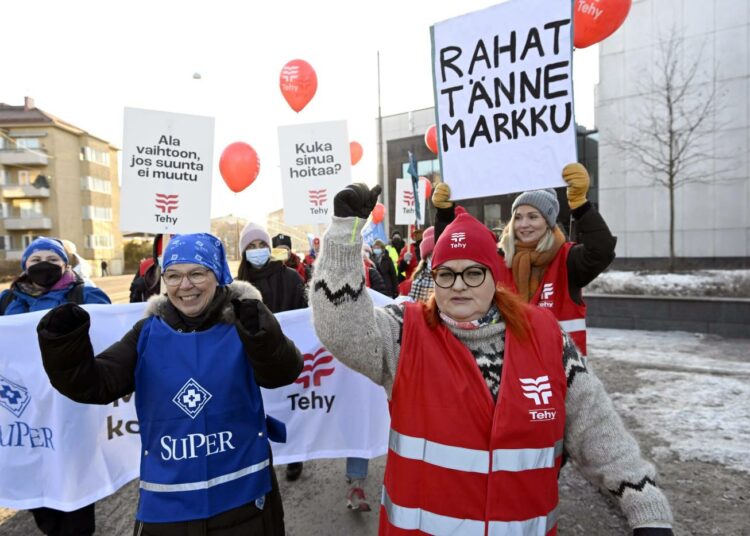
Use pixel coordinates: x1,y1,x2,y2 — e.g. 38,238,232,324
82,205,112,221
85,234,114,249
18,170,31,186
0,202,7,218
80,175,112,194
12,199,43,218
81,146,110,167
21,234,37,249
484,203,503,231
0,168,6,185
0,235,11,251
15,138,41,150
401,158,440,180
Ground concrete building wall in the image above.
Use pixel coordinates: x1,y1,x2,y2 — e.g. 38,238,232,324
596,0,750,264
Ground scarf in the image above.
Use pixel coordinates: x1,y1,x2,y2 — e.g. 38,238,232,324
511,227,566,302
439,304,501,331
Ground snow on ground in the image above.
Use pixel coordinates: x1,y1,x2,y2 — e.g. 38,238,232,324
590,328,750,474
587,269,750,297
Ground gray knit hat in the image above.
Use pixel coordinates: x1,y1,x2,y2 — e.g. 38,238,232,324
511,189,559,228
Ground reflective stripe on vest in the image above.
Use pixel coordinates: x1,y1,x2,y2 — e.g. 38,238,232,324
559,318,586,333
383,487,559,536
390,429,563,473
140,458,270,493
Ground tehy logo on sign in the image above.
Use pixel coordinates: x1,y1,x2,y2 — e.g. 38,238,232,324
450,232,466,249
539,282,555,308
155,193,179,214
403,190,415,207
520,376,552,405
308,189,328,207
172,378,212,419
0,375,31,418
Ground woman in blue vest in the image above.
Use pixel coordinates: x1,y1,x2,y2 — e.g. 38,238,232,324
36,233,303,536
0,236,110,536
311,184,674,535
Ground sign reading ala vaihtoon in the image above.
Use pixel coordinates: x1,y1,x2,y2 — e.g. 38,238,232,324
431,0,575,199
278,120,352,226
120,107,215,234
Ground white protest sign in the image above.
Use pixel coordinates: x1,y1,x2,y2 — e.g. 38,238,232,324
395,178,427,225
278,120,352,225
431,0,575,199
121,107,214,234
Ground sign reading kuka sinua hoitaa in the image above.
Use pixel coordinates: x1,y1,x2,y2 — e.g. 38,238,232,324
120,107,214,234
278,120,352,225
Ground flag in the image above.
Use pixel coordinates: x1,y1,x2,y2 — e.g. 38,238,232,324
407,151,422,223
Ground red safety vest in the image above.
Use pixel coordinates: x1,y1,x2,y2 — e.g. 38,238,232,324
499,242,588,355
380,303,566,536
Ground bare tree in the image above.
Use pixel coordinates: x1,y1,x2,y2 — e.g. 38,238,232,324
614,29,726,271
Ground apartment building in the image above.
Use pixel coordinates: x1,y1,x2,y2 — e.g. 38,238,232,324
0,97,123,274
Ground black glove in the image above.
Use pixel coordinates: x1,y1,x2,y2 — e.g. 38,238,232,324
333,183,382,219
232,298,261,334
38,303,90,337
633,528,674,536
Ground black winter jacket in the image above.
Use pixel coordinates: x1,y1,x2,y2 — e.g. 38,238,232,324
237,260,307,313
36,281,302,536
373,254,399,298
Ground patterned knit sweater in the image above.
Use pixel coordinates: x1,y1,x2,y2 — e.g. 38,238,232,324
311,216,673,531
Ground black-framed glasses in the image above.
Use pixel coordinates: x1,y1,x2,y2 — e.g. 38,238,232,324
431,266,488,288
162,269,211,287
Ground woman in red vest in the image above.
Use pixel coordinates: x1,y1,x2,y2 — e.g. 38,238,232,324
311,183,673,536
432,164,615,356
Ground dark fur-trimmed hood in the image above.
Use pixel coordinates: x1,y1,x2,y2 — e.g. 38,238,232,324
144,280,262,324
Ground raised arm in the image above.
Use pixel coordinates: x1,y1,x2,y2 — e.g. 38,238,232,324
310,184,404,395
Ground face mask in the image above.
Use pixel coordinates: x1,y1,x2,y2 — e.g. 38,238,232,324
245,248,271,267
392,238,404,250
26,261,64,287
373,248,383,256
272,247,290,262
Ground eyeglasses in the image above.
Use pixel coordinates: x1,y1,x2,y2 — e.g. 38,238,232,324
431,266,488,289
162,269,211,287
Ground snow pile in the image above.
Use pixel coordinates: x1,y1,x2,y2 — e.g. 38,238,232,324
591,328,750,474
587,270,750,298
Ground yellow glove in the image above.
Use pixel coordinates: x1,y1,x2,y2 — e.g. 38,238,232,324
562,163,590,209
432,182,453,209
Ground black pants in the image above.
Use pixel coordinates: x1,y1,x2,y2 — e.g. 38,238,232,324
30,504,95,536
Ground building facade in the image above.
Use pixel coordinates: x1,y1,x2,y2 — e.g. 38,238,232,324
0,97,123,274
596,0,749,268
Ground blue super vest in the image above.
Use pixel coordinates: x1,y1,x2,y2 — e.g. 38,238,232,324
134,316,278,523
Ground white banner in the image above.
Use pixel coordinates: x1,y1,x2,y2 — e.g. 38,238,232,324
0,293,391,509
278,120,352,225
121,107,215,234
394,178,427,226
0,304,143,511
431,0,575,199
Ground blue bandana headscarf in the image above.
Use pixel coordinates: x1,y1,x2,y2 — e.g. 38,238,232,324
161,233,233,286
21,237,69,269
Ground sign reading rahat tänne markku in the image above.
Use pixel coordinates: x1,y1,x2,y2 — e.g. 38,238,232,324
120,107,214,234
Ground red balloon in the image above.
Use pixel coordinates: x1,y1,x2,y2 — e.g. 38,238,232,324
574,0,631,48
371,203,385,224
280,59,318,113
420,177,432,199
350,141,363,166
425,124,438,155
219,142,260,193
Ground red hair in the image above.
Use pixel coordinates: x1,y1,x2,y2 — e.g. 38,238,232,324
423,284,531,341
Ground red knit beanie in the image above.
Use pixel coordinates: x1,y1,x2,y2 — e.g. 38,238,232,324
419,226,436,259
431,206,502,283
